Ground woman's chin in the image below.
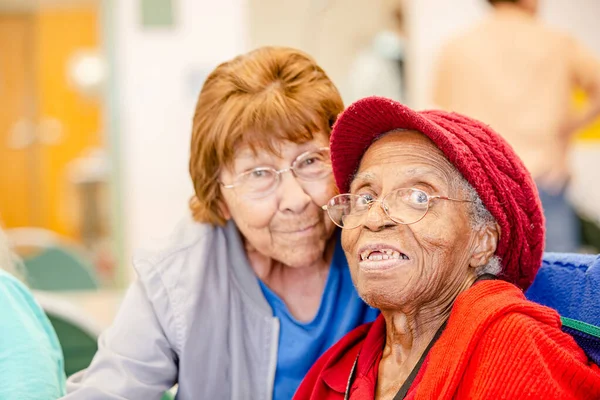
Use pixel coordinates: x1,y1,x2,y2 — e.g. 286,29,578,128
269,230,334,268
272,244,326,269
356,280,414,309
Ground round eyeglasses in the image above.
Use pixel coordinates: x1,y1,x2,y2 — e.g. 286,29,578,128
220,147,332,199
321,188,473,229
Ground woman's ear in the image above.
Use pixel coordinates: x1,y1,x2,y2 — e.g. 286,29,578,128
470,223,500,268
217,169,232,221
219,198,231,220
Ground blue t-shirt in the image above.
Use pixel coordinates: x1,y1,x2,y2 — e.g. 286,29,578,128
0,270,66,399
259,236,379,400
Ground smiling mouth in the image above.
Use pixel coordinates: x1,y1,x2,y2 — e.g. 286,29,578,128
277,222,319,234
360,248,410,261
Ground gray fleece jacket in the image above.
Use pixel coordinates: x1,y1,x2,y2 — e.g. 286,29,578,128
64,219,279,399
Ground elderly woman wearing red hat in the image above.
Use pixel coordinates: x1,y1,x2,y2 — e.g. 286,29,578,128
294,97,600,400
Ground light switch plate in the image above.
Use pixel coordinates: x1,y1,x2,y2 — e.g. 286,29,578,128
141,0,175,28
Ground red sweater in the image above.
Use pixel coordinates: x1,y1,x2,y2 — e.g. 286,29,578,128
294,280,600,399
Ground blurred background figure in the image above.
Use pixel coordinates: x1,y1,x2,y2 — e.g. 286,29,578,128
0,227,66,399
344,1,408,103
432,0,600,252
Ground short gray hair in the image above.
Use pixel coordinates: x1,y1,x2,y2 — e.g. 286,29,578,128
0,228,25,281
454,176,502,277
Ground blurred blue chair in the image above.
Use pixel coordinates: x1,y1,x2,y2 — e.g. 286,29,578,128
526,253,600,364
7,228,99,291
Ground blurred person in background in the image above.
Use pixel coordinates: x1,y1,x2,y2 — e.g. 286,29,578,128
345,2,408,104
65,46,378,400
433,0,600,252
0,227,66,399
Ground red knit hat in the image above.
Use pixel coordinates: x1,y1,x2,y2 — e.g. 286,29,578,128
331,96,545,290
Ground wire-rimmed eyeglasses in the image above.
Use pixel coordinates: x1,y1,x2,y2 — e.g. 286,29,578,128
322,188,473,229
220,147,332,199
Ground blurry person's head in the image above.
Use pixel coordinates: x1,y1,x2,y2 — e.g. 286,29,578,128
487,0,539,15
189,46,344,268
0,228,23,280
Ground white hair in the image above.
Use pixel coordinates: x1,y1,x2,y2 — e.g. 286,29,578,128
0,228,25,281
455,177,503,277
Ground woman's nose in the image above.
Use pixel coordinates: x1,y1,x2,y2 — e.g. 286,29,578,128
277,171,311,213
363,202,393,231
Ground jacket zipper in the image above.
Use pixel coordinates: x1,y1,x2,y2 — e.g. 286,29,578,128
265,317,280,400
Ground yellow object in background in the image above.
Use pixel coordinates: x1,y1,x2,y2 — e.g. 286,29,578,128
37,8,102,239
0,6,101,239
573,88,600,142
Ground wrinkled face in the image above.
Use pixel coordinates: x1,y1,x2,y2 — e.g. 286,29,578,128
219,134,336,268
341,130,482,310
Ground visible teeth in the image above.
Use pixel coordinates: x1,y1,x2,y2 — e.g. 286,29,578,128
360,249,407,261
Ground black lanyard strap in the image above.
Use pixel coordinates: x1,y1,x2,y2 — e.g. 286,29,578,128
392,321,447,400
343,355,359,400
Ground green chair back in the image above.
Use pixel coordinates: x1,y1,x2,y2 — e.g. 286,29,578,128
7,227,99,291
561,316,600,365
161,391,176,400
23,246,99,291
45,311,99,377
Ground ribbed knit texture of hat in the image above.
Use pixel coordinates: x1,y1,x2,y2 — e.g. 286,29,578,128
330,96,545,290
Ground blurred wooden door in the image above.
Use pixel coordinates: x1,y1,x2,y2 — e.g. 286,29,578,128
0,14,38,228
0,8,101,239
36,8,102,239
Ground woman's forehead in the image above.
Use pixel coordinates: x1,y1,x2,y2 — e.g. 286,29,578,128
354,165,448,181
231,135,328,167
351,163,454,190
352,132,458,186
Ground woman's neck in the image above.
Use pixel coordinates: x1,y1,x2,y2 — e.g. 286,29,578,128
376,275,476,399
248,237,336,322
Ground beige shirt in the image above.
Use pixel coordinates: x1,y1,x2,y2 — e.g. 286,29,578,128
433,6,600,190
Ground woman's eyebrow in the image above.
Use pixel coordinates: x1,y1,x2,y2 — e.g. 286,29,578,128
350,171,378,188
403,166,455,183
353,171,377,183
404,166,440,177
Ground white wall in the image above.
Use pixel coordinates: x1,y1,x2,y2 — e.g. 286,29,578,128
540,0,600,55
114,0,246,258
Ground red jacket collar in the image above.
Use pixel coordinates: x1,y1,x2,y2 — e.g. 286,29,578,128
321,314,386,394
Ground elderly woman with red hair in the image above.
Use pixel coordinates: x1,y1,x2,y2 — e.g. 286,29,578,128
294,97,600,399
65,47,378,400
